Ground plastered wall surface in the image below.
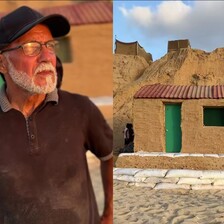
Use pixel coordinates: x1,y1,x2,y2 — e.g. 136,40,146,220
133,99,164,152
62,24,113,97
182,99,224,154
134,98,224,154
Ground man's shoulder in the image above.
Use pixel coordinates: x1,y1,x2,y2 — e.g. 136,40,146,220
58,90,89,101
57,90,92,108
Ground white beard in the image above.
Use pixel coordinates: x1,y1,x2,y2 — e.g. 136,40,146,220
5,54,57,94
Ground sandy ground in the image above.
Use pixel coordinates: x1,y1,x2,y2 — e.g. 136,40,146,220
87,105,112,216
87,151,104,215
114,180,224,224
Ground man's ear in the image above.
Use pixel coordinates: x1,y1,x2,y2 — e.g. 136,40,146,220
0,55,7,74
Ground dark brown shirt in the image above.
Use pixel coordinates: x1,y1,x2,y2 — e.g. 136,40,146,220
0,87,113,224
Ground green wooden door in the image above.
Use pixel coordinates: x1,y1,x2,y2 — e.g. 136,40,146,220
165,104,182,153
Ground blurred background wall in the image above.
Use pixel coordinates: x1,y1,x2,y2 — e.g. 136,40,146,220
0,1,113,121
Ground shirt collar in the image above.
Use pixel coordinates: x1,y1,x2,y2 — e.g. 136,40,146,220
0,84,59,112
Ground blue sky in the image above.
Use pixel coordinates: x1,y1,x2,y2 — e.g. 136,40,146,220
113,1,224,61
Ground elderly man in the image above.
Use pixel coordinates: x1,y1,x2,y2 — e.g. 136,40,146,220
0,6,112,224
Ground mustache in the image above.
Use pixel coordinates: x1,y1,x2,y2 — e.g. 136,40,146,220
34,63,56,75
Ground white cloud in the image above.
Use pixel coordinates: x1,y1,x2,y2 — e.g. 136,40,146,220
156,1,191,25
119,6,153,28
118,6,128,17
119,1,224,53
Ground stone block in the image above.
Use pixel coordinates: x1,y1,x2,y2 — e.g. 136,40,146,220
191,185,224,190
135,182,156,188
201,170,224,179
173,153,190,157
115,175,136,182
137,152,161,157
158,153,175,157
119,153,135,157
154,183,190,190
144,177,179,184
178,178,212,185
213,179,224,186
188,154,204,157
166,169,203,178
204,154,219,158
135,169,168,178
113,168,141,176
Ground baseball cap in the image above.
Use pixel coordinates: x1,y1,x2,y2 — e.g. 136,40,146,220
0,6,70,50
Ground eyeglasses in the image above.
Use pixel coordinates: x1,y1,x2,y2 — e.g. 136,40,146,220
0,40,59,57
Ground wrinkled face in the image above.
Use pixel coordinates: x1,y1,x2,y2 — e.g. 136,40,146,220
2,24,57,94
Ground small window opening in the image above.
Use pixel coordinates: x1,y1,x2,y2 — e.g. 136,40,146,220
203,107,224,126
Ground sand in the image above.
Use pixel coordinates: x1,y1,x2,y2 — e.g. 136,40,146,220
115,154,224,170
87,151,104,215
87,106,113,215
114,180,224,224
